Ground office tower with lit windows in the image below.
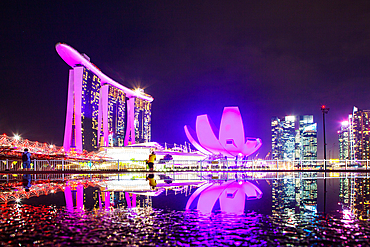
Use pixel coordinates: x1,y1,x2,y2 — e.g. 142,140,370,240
272,116,295,160
57,43,153,152
271,115,317,161
271,173,317,215
352,107,370,160
271,116,296,160
299,115,317,160
271,117,283,160
339,106,370,160
338,120,350,160
282,116,296,160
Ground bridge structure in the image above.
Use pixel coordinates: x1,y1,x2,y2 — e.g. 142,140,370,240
0,134,106,161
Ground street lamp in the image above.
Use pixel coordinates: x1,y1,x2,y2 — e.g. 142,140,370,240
321,105,329,170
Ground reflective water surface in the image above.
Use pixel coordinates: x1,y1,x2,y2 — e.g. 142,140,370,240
1,172,370,246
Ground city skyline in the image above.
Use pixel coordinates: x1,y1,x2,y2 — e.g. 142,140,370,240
271,115,317,161
1,1,370,158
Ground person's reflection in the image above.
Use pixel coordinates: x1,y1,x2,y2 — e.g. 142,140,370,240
22,174,32,192
146,173,157,189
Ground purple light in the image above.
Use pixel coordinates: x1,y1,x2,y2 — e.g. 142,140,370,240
185,107,262,157
76,184,84,211
104,191,110,211
64,186,74,213
125,192,137,208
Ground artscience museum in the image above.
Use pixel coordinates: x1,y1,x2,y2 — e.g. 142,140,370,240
184,107,262,158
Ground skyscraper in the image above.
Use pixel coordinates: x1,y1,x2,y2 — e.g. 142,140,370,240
338,120,350,160
57,43,153,152
272,116,295,160
339,106,370,160
352,107,370,160
271,115,317,161
271,117,283,160
299,115,317,160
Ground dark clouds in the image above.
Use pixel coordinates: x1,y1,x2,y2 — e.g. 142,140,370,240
1,1,370,158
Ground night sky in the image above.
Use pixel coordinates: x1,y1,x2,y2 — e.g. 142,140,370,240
2,1,370,158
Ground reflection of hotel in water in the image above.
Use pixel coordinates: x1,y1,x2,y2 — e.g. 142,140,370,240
272,173,317,214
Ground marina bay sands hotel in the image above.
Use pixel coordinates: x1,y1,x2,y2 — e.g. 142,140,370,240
56,43,153,152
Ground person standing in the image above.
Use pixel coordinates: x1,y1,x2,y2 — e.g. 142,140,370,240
22,148,31,170
148,151,156,171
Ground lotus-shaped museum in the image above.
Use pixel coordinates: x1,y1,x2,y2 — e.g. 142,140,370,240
184,107,262,158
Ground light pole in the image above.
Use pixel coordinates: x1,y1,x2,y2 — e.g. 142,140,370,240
321,105,329,170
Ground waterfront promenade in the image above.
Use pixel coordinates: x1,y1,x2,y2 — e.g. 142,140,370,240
1,158,369,177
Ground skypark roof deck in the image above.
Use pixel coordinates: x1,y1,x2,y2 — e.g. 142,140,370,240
56,43,153,102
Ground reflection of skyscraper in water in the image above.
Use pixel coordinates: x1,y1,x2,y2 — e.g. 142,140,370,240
298,173,317,213
271,173,317,215
339,175,356,213
354,177,370,220
271,178,296,214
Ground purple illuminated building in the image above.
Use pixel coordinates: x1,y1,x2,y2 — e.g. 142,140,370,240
56,43,153,152
184,107,262,158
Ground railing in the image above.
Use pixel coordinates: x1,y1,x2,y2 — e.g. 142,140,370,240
1,158,369,176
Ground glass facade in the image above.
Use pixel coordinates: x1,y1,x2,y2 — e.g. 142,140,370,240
339,106,370,160
271,115,317,161
299,115,317,161
338,121,350,160
352,107,370,160
271,117,283,160
282,116,296,160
